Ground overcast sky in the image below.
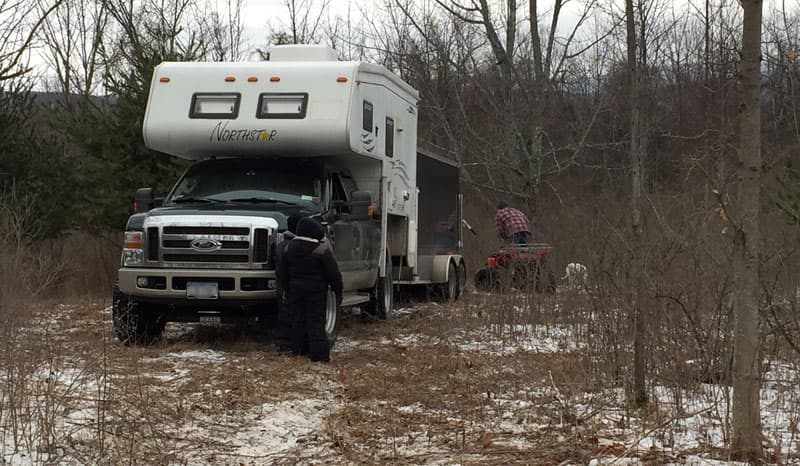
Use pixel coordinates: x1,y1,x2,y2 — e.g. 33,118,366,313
240,0,356,56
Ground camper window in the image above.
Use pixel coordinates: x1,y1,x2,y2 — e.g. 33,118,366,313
362,101,373,132
385,117,394,157
190,93,240,119
257,93,308,119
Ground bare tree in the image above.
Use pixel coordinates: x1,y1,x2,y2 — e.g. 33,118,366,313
625,0,648,409
324,1,368,60
38,0,109,98
0,0,64,82
101,0,207,74
202,0,245,61
422,0,609,215
730,0,763,459
266,0,331,45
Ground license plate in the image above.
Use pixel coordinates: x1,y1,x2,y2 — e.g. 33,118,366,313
199,314,221,325
187,281,219,300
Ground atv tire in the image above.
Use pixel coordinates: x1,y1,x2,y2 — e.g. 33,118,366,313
474,268,502,292
534,260,557,294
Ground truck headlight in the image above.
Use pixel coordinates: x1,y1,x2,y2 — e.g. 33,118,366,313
122,231,144,266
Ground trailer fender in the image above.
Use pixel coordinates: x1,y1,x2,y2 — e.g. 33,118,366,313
431,255,463,284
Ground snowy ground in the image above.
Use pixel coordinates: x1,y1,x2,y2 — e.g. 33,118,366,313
1,295,798,465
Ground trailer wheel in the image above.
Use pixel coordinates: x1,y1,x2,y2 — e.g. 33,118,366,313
455,260,467,299
324,289,340,346
364,252,393,320
434,261,458,302
112,285,165,345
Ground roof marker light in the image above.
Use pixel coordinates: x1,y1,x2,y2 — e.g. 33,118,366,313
270,76,281,82
336,76,348,83
248,76,258,82
225,76,236,82
159,77,170,83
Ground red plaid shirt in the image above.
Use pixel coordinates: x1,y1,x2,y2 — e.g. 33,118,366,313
495,207,530,240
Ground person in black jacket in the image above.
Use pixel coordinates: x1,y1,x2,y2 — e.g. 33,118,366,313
272,215,300,353
279,217,343,362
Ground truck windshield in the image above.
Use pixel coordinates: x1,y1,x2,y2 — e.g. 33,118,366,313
166,158,322,207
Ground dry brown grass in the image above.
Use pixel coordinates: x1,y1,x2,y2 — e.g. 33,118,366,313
2,189,800,464
2,285,799,464
325,293,608,465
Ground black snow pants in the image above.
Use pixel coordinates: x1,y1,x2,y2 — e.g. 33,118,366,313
290,291,329,362
272,289,292,352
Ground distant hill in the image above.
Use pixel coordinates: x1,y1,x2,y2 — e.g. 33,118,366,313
31,91,115,107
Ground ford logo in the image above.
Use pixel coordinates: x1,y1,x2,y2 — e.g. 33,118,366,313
190,239,222,252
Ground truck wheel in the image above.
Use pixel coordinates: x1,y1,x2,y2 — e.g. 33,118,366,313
364,253,393,320
325,289,340,346
112,285,165,345
455,260,467,299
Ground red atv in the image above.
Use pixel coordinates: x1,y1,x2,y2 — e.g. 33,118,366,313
473,243,557,293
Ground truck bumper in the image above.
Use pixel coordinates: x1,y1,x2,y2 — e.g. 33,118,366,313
118,268,277,301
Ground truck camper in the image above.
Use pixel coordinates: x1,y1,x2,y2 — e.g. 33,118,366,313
113,44,466,345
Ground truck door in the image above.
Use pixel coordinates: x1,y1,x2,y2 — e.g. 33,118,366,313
339,172,378,275
327,173,375,289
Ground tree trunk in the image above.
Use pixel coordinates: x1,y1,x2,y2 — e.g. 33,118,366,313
731,0,763,460
626,0,647,408
528,0,544,217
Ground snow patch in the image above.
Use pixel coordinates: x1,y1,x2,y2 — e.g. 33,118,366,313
233,398,330,456
165,349,227,363
456,324,583,355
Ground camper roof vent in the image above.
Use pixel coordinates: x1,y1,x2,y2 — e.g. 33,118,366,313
268,44,339,62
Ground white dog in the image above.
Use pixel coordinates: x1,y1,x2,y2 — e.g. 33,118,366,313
562,262,588,288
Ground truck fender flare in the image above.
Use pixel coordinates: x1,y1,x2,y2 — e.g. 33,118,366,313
431,255,463,284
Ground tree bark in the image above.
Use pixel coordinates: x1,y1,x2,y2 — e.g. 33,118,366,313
731,0,763,460
626,0,647,408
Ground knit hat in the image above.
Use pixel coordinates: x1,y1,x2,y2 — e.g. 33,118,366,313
286,215,301,234
296,217,325,241
497,200,509,210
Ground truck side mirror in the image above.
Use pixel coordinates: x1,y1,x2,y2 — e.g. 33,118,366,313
135,187,156,212
350,190,372,219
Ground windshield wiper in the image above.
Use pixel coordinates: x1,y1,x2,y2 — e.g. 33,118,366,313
171,196,230,204
228,197,296,206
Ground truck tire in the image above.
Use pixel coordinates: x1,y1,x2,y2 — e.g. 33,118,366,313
112,285,165,345
325,289,340,346
455,260,467,299
364,253,393,320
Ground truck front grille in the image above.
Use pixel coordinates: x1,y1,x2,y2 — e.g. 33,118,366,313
253,229,269,262
163,226,249,235
163,254,250,263
147,227,159,261
143,222,273,269
162,240,249,249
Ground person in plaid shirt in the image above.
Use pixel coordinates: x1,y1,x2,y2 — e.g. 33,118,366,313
495,201,532,244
